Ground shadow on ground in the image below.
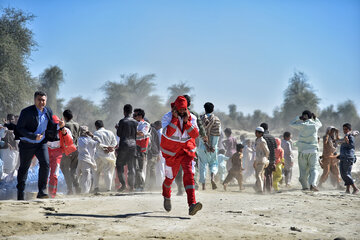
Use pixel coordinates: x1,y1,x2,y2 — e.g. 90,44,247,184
45,211,191,220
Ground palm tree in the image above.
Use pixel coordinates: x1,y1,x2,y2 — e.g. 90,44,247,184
166,82,193,106
39,65,64,114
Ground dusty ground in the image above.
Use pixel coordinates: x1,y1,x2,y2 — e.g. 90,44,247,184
1,151,360,239
0,182,359,240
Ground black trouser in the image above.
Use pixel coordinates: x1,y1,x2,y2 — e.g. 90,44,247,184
135,149,147,189
264,164,274,192
116,145,136,189
60,150,80,193
17,141,49,194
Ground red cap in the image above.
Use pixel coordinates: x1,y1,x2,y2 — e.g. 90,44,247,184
172,96,188,111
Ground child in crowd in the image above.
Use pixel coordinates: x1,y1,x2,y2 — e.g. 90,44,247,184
217,149,228,183
337,123,359,194
222,128,237,171
253,127,269,194
272,138,284,192
223,144,244,191
281,132,294,187
243,139,255,182
47,115,76,198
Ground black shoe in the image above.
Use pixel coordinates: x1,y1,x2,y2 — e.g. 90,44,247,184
310,185,319,192
117,186,126,192
17,192,25,200
211,180,217,190
37,193,49,199
302,187,309,191
93,187,100,193
163,198,171,212
189,202,202,216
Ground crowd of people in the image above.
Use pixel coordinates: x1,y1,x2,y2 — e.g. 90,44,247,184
0,91,359,215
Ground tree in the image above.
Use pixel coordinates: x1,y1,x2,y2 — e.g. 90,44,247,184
251,110,271,130
56,98,65,116
65,96,103,132
228,104,238,120
166,82,194,107
337,100,359,126
101,73,167,129
0,8,37,117
319,104,339,128
39,65,64,115
281,71,320,125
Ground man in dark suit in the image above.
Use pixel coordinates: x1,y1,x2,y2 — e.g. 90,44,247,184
16,91,64,200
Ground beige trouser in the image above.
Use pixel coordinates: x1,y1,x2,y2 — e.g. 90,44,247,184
93,157,115,191
254,160,268,193
319,156,341,185
77,161,95,194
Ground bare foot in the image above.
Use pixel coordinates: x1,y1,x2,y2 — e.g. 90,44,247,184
353,189,359,195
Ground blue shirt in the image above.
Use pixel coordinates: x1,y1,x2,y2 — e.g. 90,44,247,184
340,134,356,161
20,107,49,143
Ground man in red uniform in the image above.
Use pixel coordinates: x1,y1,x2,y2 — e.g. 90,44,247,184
161,96,202,215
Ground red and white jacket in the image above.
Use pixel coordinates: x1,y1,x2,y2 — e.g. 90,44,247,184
160,111,199,166
47,128,77,156
136,120,151,153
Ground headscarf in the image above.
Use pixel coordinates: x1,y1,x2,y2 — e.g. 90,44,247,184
79,126,89,137
275,138,284,162
325,126,335,135
172,96,188,111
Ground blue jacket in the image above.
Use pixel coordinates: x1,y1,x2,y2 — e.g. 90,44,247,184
340,134,356,161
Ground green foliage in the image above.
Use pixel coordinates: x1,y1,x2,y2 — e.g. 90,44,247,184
64,96,103,132
39,65,64,115
281,71,320,125
320,100,360,132
167,82,194,107
101,73,167,129
0,8,37,117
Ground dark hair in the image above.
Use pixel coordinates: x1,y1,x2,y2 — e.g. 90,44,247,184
153,120,162,128
224,128,232,134
183,95,191,107
343,123,352,130
236,143,244,152
260,123,268,131
95,120,104,129
204,102,214,113
255,130,264,136
283,131,291,139
34,91,47,98
134,108,145,118
302,110,312,119
124,104,133,114
63,109,73,120
218,149,225,155
6,114,14,120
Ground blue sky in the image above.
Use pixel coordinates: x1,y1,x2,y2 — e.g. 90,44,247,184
1,0,360,115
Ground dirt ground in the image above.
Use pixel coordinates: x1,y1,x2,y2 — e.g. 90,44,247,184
1,182,360,240
1,151,360,240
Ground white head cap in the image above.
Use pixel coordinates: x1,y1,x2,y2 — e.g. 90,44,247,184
255,127,264,133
